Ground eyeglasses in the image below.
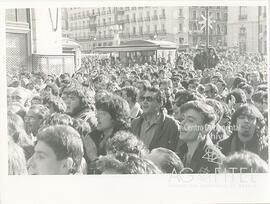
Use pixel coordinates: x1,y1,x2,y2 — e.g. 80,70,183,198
140,96,154,102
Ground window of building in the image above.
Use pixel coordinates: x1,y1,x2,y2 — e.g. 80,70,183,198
162,9,165,16
192,10,196,19
103,31,106,37
217,12,220,20
223,24,227,34
193,22,197,31
6,9,28,22
179,37,184,44
133,13,136,20
154,24,157,32
193,36,197,46
126,14,129,20
147,11,150,17
179,9,183,17
108,17,111,24
224,13,228,20
217,24,221,34
139,26,143,34
162,24,165,31
147,25,150,33
201,11,205,18
240,6,247,16
133,27,136,35
179,23,182,32
99,31,101,38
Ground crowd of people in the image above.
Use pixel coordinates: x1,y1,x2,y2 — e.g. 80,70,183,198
7,47,268,175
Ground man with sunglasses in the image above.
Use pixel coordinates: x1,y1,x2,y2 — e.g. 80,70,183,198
131,87,180,151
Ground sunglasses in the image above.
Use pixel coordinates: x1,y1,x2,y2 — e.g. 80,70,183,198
140,96,155,102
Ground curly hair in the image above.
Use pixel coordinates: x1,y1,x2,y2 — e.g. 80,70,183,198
40,113,73,131
95,94,131,133
43,95,66,113
106,131,149,157
61,81,95,112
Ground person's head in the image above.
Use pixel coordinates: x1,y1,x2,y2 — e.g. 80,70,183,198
231,104,265,144
31,95,43,106
59,73,71,88
216,79,227,93
43,95,67,114
248,71,260,86
251,91,267,113
187,79,199,92
145,147,184,173
40,113,73,130
136,80,151,97
11,87,31,107
159,79,173,97
24,104,50,136
173,90,200,121
205,99,224,124
32,72,46,86
93,74,109,91
179,100,216,143
106,131,149,157
121,86,139,105
196,84,205,95
40,83,59,98
30,125,83,175
239,83,254,100
226,89,247,110
95,94,130,134
61,82,95,117
8,139,28,175
7,87,15,104
97,153,162,174
220,150,268,173
140,87,166,115
204,83,218,98
232,77,247,90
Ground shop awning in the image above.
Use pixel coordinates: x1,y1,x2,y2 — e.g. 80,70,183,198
95,39,177,52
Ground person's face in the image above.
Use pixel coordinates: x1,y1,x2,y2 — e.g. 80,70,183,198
188,83,197,91
236,112,257,143
179,109,205,142
25,109,43,135
204,85,213,98
11,90,27,105
136,83,145,96
140,91,161,115
31,98,42,106
29,141,65,175
216,82,224,93
160,84,172,97
96,109,114,132
61,92,81,115
172,79,180,88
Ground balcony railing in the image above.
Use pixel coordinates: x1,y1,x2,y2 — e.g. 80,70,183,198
152,15,158,20
239,15,247,20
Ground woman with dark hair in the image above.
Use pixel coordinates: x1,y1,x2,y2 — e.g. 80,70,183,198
218,104,268,162
91,94,131,156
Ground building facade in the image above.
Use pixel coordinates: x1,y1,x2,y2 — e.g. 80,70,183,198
67,7,270,53
227,6,267,54
6,8,77,76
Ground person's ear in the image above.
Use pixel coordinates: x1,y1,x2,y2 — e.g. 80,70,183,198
61,157,74,174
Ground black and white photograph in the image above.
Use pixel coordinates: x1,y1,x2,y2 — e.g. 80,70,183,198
2,1,270,204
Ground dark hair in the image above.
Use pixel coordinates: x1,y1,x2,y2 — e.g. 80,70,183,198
96,94,131,133
149,147,184,173
145,86,166,107
37,125,84,174
226,89,247,104
40,113,73,130
44,83,59,96
97,153,162,174
121,86,139,103
251,91,267,103
43,95,66,113
61,81,95,112
221,150,268,173
107,131,149,157
205,83,218,95
28,104,50,120
205,99,224,124
180,100,216,125
174,90,200,107
232,77,247,90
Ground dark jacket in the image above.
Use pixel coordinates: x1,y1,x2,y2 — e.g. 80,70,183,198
178,135,225,174
131,110,180,151
193,54,205,71
218,133,268,162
